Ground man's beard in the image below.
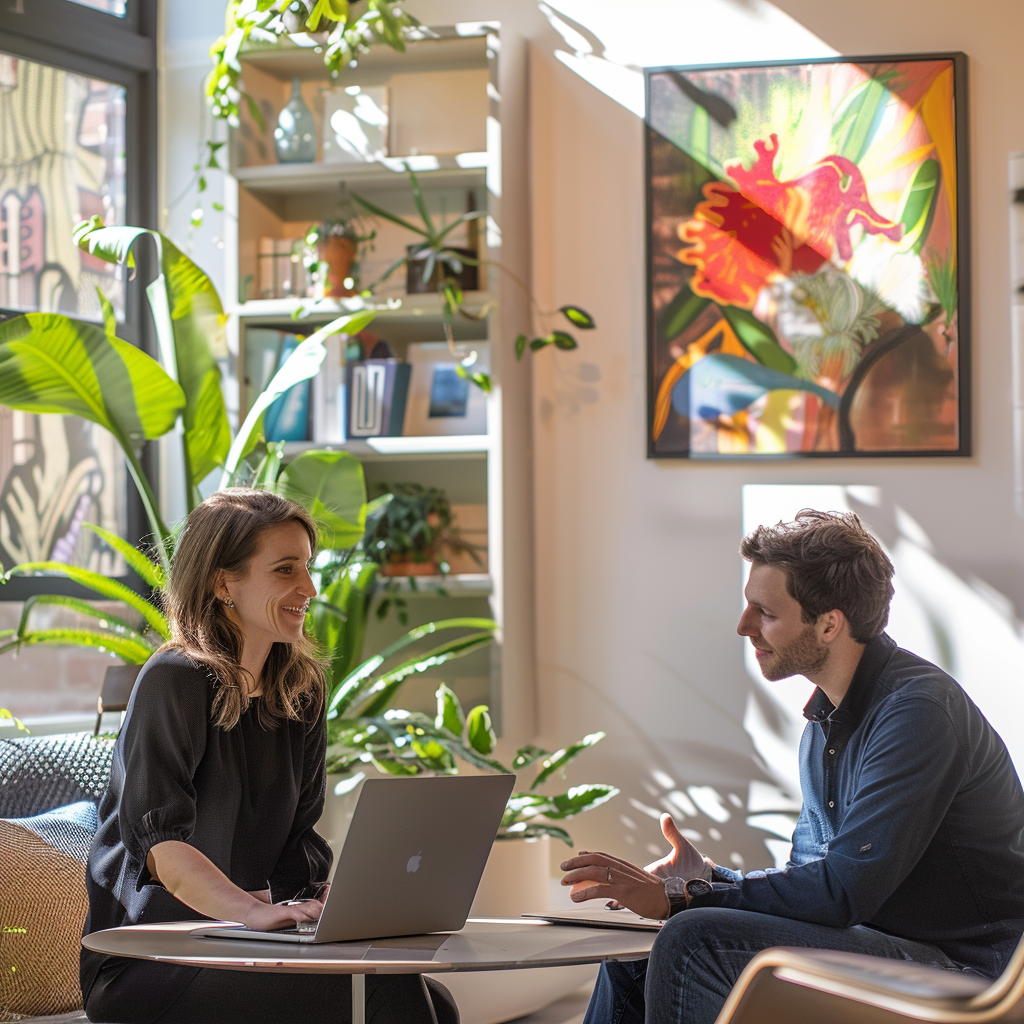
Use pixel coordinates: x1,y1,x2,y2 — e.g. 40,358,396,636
758,625,829,681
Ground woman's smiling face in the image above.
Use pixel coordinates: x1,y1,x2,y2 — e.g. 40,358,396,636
217,520,318,653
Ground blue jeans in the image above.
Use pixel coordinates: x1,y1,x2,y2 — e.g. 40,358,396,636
583,907,970,1024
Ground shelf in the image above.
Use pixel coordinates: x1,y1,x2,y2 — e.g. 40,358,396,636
282,435,490,461
239,32,490,80
372,573,492,597
234,158,486,197
230,292,493,323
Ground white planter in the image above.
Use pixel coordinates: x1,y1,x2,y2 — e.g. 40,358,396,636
317,780,596,1024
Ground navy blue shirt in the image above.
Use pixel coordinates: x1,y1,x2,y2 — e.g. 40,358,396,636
690,633,1024,978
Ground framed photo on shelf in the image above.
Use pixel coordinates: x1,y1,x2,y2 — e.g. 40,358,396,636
403,342,489,436
645,53,969,458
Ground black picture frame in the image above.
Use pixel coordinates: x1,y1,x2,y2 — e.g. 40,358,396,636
644,52,970,459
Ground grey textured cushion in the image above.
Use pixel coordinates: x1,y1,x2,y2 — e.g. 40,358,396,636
0,735,114,819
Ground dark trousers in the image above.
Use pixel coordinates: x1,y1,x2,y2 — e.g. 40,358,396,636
583,907,973,1024
85,958,458,1024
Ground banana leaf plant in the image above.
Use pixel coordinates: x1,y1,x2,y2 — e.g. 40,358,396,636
327,673,618,844
351,167,598,391
0,218,373,659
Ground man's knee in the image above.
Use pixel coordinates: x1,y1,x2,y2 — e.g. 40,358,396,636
652,907,732,962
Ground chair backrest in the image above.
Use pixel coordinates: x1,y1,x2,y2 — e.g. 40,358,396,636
93,663,143,735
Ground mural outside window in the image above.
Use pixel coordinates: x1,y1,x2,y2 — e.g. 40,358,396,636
646,55,966,458
0,55,127,576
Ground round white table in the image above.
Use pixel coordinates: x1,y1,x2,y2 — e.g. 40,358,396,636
82,918,656,1024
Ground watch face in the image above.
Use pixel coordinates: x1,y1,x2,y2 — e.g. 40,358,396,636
684,878,713,899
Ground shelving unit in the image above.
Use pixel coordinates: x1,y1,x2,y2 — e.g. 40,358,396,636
223,24,537,737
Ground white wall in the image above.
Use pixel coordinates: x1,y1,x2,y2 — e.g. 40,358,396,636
162,0,1024,876
520,0,1024,874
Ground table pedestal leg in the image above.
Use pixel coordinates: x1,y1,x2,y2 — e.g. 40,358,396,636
351,973,365,1024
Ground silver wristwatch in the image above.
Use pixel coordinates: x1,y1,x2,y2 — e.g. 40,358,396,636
664,876,713,916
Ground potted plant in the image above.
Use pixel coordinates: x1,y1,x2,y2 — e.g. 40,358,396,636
350,167,597,390
302,190,377,299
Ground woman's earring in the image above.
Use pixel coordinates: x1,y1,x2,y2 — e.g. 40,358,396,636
221,596,235,609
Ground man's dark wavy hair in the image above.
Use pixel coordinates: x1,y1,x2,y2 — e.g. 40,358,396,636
739,509,895,643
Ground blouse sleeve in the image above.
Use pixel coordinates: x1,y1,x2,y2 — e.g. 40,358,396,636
116,655,211,890
268,699,332,902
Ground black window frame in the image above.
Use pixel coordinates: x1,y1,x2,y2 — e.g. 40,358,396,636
0,0,159,600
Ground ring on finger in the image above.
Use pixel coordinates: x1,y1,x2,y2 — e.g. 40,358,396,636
606,866,613,883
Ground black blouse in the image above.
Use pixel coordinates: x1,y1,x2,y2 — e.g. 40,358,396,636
80,648,332,1000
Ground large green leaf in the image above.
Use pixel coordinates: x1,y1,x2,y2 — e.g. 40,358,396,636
312,560,380,700
0,313,184,445
466,704,495,755
530,732,606,791
83,523,165,589
897,158,940,255
74,220,231,496
329,616,496,715
0,627,154,663
434,682,465,736
16,593,156,648
222,310,376,485
659,285,711,341
543,784,620,820
0,312,184,547
718,306,796,374
274,450,366,550
351,631,495,718
3,561,170,638
830,75,893,165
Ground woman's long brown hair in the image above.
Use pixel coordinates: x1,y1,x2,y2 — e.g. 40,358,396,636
160,488,325,730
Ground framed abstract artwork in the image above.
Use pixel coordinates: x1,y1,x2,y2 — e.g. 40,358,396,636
645,53,968,458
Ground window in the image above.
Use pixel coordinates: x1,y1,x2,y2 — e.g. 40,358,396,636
0,0,156,721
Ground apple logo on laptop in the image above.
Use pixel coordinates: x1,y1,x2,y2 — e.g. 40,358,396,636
406,851,422,873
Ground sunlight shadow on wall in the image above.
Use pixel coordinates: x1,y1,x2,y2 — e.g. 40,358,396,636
536,0,835,118
743,484,1024,865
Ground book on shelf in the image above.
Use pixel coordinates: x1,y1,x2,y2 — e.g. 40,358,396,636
246,328,311,442
310,331,346,444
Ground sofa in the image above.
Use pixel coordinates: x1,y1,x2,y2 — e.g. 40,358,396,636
0,733,115,1023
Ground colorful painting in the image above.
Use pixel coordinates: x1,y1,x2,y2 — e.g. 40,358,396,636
645,55,967,458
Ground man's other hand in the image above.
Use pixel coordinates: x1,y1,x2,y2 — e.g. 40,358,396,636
559,851,670,920
645,813,710,880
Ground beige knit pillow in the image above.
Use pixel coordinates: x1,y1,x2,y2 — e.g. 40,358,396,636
0,804,94,1019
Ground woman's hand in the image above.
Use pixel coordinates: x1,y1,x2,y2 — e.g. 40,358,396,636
645,813,709,880
559,851,671,920
242,897,325,932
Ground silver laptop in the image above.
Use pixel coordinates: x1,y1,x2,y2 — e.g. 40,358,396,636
193,773,515,943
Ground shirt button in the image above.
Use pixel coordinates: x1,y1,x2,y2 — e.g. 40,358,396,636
829,749,835,755
828,800,835,807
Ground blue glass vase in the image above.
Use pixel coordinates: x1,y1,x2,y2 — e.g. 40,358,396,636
275,77,316,163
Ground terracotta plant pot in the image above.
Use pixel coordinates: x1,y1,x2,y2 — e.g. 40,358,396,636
317,235,357,297
379,560,438,577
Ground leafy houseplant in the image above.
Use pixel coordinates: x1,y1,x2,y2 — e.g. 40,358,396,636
351,167,597,391
358,482,483,626
302,191,378,299
327,679,618,844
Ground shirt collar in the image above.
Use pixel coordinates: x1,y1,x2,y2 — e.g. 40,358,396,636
802,632,897,725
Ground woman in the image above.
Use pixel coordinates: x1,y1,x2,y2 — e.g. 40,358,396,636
81,488,458,1024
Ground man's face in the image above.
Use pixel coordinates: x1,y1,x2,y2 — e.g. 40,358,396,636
737,563,829,682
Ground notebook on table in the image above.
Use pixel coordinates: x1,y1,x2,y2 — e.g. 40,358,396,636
522,907,664,931
192,773,516,944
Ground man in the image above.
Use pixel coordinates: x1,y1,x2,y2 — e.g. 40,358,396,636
562,510,1024,1024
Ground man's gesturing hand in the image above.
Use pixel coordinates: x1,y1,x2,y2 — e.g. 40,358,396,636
645,813,709,880
559,851,670,920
